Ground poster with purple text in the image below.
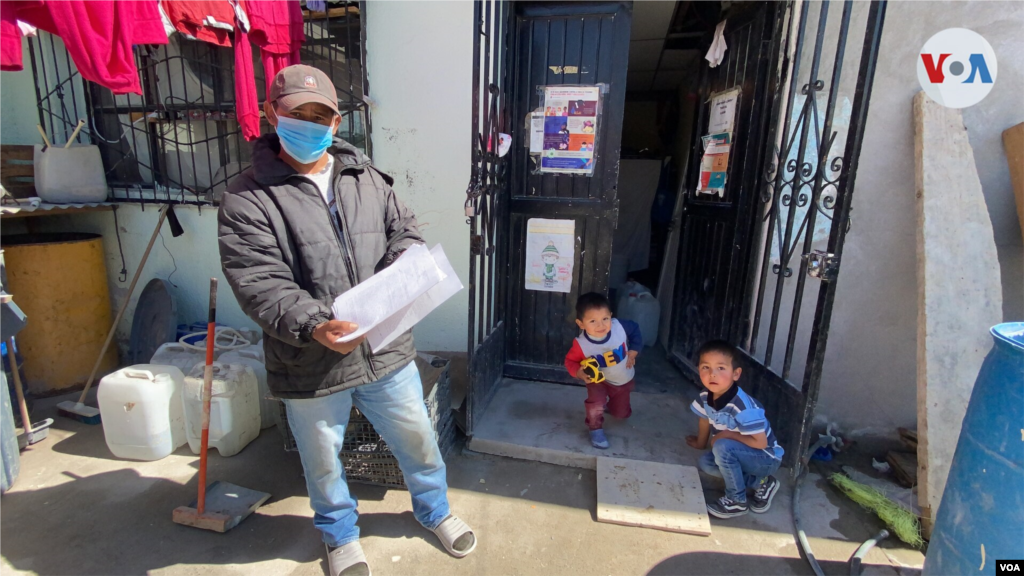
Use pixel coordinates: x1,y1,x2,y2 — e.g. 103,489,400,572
541,86,600,175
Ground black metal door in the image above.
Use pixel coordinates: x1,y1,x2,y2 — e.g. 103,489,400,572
669,0,887,468
501,1,631,384
669,3,779,371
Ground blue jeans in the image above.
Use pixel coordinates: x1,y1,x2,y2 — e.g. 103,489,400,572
283,362,450,547
699,438,781,503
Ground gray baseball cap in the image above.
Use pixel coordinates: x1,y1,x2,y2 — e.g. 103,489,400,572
269,65,339,115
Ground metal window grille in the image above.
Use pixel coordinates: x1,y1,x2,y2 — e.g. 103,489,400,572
27,1,370,206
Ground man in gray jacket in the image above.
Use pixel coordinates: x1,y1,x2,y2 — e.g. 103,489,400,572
218,65,475,576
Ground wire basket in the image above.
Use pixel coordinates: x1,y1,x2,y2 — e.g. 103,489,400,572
275,354,455,489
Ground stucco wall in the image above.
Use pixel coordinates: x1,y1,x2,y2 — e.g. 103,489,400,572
0,40,40,146
364,1,473,352
816,0,1024,436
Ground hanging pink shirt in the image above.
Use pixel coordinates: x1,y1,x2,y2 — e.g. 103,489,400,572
0,0,167,95
244,0,305,95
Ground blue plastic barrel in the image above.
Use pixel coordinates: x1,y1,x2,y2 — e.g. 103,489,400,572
1,371,20,493
924,323,1024,575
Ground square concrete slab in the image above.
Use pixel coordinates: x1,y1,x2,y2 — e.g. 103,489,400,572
468,379,704,470
596,457,711,536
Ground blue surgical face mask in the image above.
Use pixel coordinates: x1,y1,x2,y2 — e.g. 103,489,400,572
274,114,335,164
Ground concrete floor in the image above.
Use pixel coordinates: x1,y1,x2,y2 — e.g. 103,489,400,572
1,389,924,576
468,379,703,469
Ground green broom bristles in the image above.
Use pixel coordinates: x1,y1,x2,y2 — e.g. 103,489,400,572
829,472,925,548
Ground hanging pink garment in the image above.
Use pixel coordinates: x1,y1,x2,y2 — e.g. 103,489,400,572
233,24,261,140
244,0,305,94
1,3,22,71
0,1,166,94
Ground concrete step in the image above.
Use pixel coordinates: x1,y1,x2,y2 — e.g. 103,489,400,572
468,379,704,470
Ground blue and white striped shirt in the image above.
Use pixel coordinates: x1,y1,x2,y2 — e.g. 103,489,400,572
691,385,784,460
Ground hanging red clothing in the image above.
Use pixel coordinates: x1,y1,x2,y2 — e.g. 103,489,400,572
233,25,261,141
159,0,305,141
160,0,258,140
161,0,236,48
0,0,167,95
244,0,304,95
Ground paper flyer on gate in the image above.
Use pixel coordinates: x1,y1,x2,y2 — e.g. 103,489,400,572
541,86,600,175
524,218,575,293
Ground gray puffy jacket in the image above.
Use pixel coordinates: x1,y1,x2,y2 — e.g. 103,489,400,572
218,134,423,398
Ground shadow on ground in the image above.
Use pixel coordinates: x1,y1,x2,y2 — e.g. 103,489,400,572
647,551,853,576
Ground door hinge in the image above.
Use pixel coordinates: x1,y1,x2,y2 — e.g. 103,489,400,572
803,250,839,281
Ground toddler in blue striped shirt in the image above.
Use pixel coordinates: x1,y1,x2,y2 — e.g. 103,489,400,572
686,340,785,518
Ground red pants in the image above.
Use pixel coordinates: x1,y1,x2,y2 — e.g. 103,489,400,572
585,380,634,430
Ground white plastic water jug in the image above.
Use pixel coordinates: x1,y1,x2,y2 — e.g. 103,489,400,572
218,345,275,429
183,362,260,457
33,144,109,203
617,280,649,314
97,364,187,461
619,291,660,348
150,343,206,377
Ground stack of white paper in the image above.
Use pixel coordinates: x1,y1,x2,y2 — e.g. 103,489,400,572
331,244,463,352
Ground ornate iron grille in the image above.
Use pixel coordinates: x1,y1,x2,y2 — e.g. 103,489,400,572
27,1,369,206
464,0,512,434
748,0,885,379
466,0,512,352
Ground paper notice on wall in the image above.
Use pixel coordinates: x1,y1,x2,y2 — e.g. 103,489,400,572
525,218,575,293
697,132,731,197
708,88,740,134
331,243,445,343
530,111,545,153
540,86,600,175
367,245,463,352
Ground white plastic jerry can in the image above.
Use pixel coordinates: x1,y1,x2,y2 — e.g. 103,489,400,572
97,365,187,461
183,363,260,457
218,345,275,429
150,343,206,379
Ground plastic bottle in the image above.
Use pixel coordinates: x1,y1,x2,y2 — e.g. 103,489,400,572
218,345,275,429
150,343,206,377
619,287,660,348
182,362,260,457
97,365,187,461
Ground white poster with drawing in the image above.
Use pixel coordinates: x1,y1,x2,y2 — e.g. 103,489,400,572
524,218,575,293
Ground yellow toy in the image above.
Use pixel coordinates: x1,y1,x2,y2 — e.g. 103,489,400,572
579,357,605,383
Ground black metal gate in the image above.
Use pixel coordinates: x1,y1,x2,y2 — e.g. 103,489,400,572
669,0,887,468
465,1,631,433
465,0,513,435
502,1,631,384
669,2,779,374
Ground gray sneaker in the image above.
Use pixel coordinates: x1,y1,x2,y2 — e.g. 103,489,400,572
750,476,780,514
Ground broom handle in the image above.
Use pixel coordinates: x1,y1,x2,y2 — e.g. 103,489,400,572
64,119,86,148
197,278,217,515
76,205,169,405
6,338,33,434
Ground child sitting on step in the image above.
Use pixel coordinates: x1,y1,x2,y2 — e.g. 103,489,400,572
686,339,785,518
564,292,642,449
